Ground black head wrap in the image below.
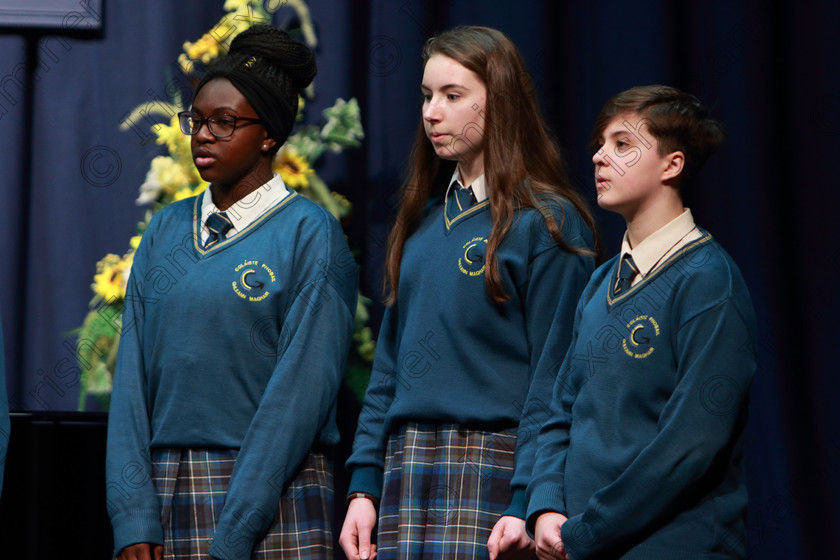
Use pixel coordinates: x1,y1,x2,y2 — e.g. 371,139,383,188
195,25,316,152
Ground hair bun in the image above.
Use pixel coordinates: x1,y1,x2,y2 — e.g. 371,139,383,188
229,24,316,89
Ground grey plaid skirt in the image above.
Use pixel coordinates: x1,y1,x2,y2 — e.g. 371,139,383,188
151,448,333,559
377,423,519,559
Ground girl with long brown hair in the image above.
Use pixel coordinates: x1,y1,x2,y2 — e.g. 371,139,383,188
341,26,598,560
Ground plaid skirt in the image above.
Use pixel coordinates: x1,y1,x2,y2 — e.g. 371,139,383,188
150,448,333,559
377,423,519,560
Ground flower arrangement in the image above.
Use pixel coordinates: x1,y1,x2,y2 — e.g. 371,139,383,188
76,0,374,410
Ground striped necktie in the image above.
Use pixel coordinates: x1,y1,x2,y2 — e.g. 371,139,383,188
446,184,477,221
613,253,639,296
204,212,233,249
455,185,476,210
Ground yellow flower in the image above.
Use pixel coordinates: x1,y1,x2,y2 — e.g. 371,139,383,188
147,156,193,198
353,326,376,362
223,0,272,26
223,0,254,12
274,147,314,189
154,116,191,161
297,96,305,121
178,53,196,76
332,191,352,212
129,235,142,251
183,33,222,64
92,253,134,303
173,182,209,202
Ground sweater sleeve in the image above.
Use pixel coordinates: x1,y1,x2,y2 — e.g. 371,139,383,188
503,207,595,519
344,302,400,500
106,220,165,553
523,278,595,532
209,221,358,560
558,299,756,559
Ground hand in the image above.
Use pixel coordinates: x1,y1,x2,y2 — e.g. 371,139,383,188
487,515,536,559
534,512,569,560
117,543,163,560
339,496,378,560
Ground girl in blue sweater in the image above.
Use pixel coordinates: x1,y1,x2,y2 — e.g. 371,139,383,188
340,26,598,560
106,25,358,560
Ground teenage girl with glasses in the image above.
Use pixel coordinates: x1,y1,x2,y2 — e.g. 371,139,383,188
106,24,357,560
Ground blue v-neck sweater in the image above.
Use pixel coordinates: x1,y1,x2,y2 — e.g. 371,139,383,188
526,232,757,559
347,196,596,518
106,191,358,560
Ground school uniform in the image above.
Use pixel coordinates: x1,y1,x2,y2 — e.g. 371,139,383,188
526,210,757,559
106,175,358,560
347,173,596,558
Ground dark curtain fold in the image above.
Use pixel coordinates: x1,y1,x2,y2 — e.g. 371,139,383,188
0,0,835,557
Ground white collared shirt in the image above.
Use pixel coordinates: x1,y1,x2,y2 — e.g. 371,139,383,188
448,168,488,203
619,208,702,286
200,173,289,245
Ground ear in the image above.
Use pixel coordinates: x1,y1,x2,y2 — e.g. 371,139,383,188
662,151,685,182
261,136,277,154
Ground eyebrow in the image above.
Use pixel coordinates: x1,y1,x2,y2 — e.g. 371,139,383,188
420,83,467,92
606,128,634,139
191,105,239,114
594,127,633,146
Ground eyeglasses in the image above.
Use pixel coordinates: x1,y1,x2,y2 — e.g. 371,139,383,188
178,111,262,138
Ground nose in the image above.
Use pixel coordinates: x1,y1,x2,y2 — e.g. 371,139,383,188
194,118,215,142
592,146,607,166
423,97,441,123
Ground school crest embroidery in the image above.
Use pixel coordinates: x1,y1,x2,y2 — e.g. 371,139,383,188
458,236,487,277
232,259,276,302
622,314,660,359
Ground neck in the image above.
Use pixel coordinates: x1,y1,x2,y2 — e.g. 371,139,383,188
457,154,484,188
212,165,273,211
624,194,684,248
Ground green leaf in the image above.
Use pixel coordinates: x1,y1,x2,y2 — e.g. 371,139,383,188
321,98,365,151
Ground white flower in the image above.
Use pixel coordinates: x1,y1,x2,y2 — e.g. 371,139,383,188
136,166,162,205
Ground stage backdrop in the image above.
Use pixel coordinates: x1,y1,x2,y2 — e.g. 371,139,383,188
0,1,837,558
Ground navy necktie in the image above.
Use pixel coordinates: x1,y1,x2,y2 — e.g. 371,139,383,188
204,212,233,249
613,253,638,296
455,185,476,210
446,184,477,221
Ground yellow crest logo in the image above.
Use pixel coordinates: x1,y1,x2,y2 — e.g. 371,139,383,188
622,314,660,359
232,260,276,302
458,237,487,276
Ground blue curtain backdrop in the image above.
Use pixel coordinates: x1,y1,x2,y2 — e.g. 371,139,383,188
0,0,837,558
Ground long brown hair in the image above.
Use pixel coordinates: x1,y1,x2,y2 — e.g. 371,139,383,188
384,26,599,304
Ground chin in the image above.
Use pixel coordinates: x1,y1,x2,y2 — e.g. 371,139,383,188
196,168,214,182
596,197,628,217
198,169,230,186
432,145,451,158
595,192,613,209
